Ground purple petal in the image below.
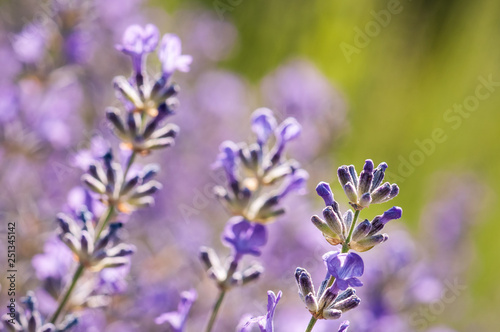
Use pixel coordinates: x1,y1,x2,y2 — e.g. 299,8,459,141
316,181,334,206
338,321,350,332
251,108,277,145
278,170,308,199
276,117,301,143
380,206,403,225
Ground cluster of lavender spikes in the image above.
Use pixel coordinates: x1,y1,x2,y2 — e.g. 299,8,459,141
199,107,308,332
294,160,402,332
1,15,407,332
2,23,191,331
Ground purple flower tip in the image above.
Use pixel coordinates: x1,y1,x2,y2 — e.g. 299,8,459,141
159,33,193,77
214,140,239,184
323,251,364,291
363,159,374,172
378,162,388,170
279,169,309,199
117,24,159,73
222,217,268,260
155,289,197,331
276,117,301,143
239,290,282,332
117,24,159,56
251,108,277,145
338,321,350,332
316,181,334,206
380,206,403,225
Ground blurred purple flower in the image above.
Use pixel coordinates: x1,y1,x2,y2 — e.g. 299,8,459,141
261,59,336,118
251,108,277,146
338,321,350,332
159,34,192,78
32,237,73,281
223,217,268,261
155,289,197,332
12,23,47,64
0,85,18,123
98,263,130,294
239,290,282,332
117,24,159,73
278,169,309,199
213,140,239,186
71,136,110,170
189,13,237,62
323,251,364,291
64,30,93,64
271,117,301,162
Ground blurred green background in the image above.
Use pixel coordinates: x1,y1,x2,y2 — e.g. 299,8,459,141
161,0,499,329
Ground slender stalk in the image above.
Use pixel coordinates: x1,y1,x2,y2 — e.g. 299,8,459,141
95,205,115,242
305,315,318,332
305,209,361,332
122,152,136,183
50,264,84,323
342,210,360,253
204,258,239,332
205,290,226,332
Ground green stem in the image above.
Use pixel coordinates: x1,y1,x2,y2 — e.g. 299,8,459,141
342,209,360,253
95,205,115,242
204,258,239,332
205,290,226,332
50,264,84,323
305,209,361,332
122,152,136,183
305,316,318,332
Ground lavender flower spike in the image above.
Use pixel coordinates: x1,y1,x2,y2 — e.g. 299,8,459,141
239,291,282,332
338,160,399,210
116,24,159,74
222,217,268,262
159,34,193,78
323,251,364,291
294,267,361,321
155,289,197,332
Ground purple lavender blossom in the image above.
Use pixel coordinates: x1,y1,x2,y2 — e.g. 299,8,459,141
316,181,335,206
71,136,110,171
337,160,399,210
323,251,364,291
278,169,309,199
213,141,239,186
116,24,159,73
32,237,73,281
97,264,130,294
338,321,350,332
155,289,197,332
11,23,47,64
222,217,268,261
271,117,301,162
251,108,278,146
159,34,193,78
239,291,282,332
